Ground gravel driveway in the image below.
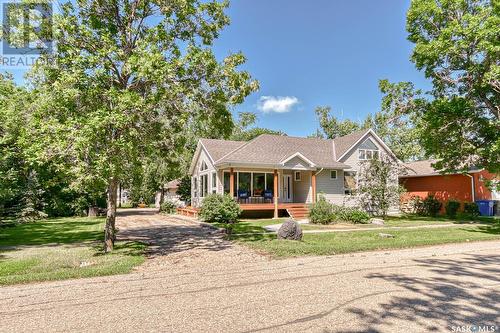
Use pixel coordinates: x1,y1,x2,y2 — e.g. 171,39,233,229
1,209,499,332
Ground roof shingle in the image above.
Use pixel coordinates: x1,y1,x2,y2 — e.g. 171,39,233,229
332,129,370,159
200,138,245,162
212,134,348,169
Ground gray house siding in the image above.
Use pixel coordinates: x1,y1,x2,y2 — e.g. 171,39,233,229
293,170,312,203
337,134,399,211
283,156,311,170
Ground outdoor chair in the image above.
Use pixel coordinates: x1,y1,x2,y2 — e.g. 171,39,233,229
238,190,249,203
263,190,273,203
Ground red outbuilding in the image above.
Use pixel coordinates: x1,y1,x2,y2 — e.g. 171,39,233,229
399,160,499,214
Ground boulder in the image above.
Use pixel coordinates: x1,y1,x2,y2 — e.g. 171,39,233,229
371,218,385,225
277,219,303,241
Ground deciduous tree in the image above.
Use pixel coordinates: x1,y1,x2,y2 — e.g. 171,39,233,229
29,0,258,251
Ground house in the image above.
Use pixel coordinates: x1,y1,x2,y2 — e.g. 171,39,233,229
399,160,499,214
188,129,398,219
155,179,183,208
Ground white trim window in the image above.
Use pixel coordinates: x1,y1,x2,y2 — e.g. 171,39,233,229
200,161,208,171
211,172,217,194
200,174,208,197
359,149,379,160
294,171,301,181
330,170,337,179
193,177,198,198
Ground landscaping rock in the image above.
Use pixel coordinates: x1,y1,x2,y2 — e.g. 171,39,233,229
379,233,395,238
371,218,385,225
277,219,303,241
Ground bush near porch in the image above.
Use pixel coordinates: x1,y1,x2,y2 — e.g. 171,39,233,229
309,197,370,225
199,194,242,234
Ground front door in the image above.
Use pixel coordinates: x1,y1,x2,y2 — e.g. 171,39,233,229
282,175,293,202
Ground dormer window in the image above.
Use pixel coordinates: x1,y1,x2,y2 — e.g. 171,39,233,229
200,161,208,171
359,149,379,160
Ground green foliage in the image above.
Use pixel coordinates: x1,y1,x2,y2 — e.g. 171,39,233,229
199,194,241,232
309,196,333,224
310,196,370,224
413,194,442,217
17,0,258,249
357,155,406,217
402,0,499,173
0,74,99,222
314,106,363,139
177,175,192,203
160,201,177,214
313,102,424,162
445,200,461,218
463,202,480,218
419,97,499,173
338,208,370,224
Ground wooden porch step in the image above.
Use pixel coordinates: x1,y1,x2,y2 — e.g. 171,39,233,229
285,204,310,220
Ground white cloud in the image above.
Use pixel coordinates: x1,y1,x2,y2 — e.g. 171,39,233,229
257,96,299,113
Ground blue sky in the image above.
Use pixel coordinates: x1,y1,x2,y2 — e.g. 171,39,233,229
213,0,431,137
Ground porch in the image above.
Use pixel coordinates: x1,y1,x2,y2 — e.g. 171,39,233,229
224,167,317,218
178,202,310,220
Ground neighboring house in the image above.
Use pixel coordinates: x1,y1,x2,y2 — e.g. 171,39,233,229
399,160,499,214
189,129,398,218
155,179,183,207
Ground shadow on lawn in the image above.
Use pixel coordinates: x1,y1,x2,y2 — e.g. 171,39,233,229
343,253,500,332
0,218,103,247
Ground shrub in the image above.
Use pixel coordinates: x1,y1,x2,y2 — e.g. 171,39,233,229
309,197,334,224
199,194,241,234
309,197,370,224
409,196,425,215
463,202,480,217
445,199,460,218
423,194,442,216
338,207,370,224
160,201,176,214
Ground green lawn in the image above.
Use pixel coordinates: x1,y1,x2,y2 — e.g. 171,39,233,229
230,216,500,258
213,218,286,234
0,217,145,285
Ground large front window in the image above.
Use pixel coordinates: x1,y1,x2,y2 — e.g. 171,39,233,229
223,171,275,197
253,173,265,196
238,172,251,193
200,174,208,197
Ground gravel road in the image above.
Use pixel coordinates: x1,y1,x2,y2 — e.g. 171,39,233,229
1,209,499,333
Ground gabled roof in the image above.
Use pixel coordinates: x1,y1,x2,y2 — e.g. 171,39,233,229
333,129,369,159
214,134,348,169
200,138,245,162
402,159,482,177
195,128,395,171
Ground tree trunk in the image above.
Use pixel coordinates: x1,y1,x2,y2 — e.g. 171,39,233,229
88,206,98,217
118,182,122,208
104,178,118,253
159,185,165,206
